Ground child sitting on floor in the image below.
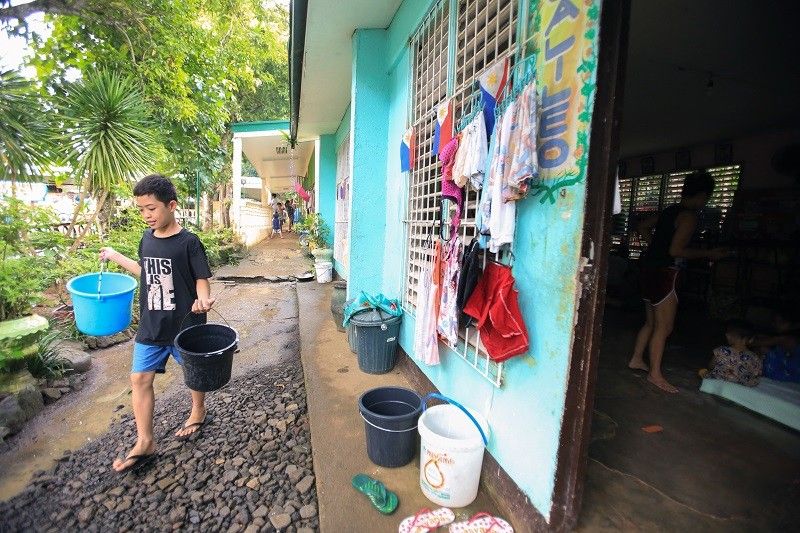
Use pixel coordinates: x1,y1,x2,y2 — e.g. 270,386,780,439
751,308,800,383
700,320,761,387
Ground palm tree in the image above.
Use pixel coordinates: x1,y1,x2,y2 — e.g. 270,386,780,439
60,70,156,251
0,69,57,194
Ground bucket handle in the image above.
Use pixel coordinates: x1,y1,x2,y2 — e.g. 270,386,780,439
96,259,106,300
178,308,232,333
423,393,488,446
359,413,418,433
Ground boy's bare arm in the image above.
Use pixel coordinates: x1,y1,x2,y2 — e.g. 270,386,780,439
192,278,215,313
100,247,141,277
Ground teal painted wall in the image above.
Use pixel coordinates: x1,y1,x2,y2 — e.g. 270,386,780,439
347,28,390,298
317,134,336,248
342,0,603,520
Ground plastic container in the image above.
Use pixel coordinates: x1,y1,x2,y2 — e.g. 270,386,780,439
67,272,137,337
418,394,490,507
174,322,239,392
347,325,358,354
331,280,347,332
351,309,402,374
358,387,423,468
315,261,333,283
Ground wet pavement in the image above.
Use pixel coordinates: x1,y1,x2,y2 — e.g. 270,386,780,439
0,235,318,532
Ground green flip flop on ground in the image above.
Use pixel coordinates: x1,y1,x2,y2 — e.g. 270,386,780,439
351,474,399,514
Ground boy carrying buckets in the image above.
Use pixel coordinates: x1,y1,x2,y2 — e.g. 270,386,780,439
100,174,215,473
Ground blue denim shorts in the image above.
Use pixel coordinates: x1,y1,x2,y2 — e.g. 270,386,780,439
132,342,183,374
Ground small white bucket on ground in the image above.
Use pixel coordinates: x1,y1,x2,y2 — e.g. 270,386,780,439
315,261,333,283
418,402,489,507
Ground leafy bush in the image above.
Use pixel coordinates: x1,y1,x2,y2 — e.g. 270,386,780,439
0,199,244,321
26,330,69,379
295,213,330,249
0,257,49,320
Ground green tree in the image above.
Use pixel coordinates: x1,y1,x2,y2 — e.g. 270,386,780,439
59,70,156,250
24,0,288,182
0,69,57,191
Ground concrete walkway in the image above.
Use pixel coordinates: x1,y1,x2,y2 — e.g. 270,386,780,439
297,282,502,532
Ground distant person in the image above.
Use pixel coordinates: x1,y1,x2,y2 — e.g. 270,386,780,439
628,171,730,393
271,202,283,239
99,174,215,473
270,193,278,212
285,198,295,232
699,320,761,386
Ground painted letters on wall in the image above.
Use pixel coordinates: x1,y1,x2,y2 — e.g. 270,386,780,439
530,0,601,203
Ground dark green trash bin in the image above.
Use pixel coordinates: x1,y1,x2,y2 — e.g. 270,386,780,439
351,309,402,374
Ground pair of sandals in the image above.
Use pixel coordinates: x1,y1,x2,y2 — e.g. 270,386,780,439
399,509,514,533
115,415,208,474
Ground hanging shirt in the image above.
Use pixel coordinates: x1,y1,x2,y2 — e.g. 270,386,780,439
437,238,463,349
463,261,529,362
451,112,488,190
503,82,538,201
136,229,212,346
413,239,441,366
488,100,517,253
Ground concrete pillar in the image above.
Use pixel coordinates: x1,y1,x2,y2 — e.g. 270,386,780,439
260,176,268,207
232,136,243,232
348,28,389,297
317,135,336,247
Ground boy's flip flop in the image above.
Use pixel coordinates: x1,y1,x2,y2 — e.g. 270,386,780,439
115,453,156,474
399,508,455,533
175,416,208,441
351,474,398,515
449,512,514,533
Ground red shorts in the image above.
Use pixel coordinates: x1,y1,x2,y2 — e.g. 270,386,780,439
641,266,680,305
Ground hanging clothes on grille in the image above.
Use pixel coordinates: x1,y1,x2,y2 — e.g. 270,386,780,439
463,261,529,362
436,237,463,349
475,120,498,250
456,237,482,329
451,111,488,190
488,99,517,253
502,81,538,201
414,238,442,365
440,136,464,237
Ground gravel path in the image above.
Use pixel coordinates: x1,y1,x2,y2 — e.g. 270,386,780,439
0,330,318,533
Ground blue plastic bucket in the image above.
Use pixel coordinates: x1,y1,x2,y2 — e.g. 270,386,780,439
67,272,137,337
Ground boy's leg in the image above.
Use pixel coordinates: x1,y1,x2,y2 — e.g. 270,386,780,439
175,390,207,437
113,371,156,471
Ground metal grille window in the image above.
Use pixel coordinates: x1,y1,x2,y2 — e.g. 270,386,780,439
612,165,741,259
404,1,450,313
403,0,518,388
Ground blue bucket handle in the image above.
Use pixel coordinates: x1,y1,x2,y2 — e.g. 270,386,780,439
423,393,488,446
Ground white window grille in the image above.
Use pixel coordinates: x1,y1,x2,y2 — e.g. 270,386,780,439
334,134,351,272
403,0,518,388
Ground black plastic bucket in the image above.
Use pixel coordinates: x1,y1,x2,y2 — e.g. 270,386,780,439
358,386,423,468
174,323,239,392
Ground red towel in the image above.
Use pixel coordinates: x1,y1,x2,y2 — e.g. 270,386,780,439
463,261,529,362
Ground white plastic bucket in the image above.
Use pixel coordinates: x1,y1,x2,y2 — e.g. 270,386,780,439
315,261,333,283
418,403,489,507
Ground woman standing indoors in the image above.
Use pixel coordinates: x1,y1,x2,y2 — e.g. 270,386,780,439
628,171,730,393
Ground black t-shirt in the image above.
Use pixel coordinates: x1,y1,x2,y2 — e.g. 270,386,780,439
136,229,213,346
